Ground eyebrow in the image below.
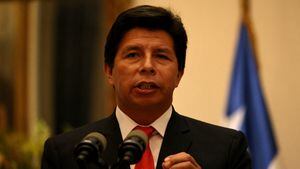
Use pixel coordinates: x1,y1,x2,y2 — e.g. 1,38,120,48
120,45,174,55
154,48,173,54
120,45,143,54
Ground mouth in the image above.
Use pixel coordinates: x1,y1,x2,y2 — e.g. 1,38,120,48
134,81,159,94
136,81,159,89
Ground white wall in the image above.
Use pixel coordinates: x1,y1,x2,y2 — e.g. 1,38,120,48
133,0,300,168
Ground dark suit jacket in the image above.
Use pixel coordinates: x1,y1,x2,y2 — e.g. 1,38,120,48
41,110,251,169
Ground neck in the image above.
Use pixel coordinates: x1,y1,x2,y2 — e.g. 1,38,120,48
118,104,171,125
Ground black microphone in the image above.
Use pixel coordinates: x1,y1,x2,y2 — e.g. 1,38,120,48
74,132,107,168
118,129,148,165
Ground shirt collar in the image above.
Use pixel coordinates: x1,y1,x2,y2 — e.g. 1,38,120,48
116,106,172,140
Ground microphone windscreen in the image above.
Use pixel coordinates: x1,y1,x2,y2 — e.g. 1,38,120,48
118,129,148,164
125,129,148,145
84,132,107,151
74,132,108,168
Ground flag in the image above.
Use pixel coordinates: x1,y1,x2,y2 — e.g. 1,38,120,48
225,23,278,169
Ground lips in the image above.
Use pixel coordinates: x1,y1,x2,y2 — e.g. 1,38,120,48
134,81,159,94
136,82,158,89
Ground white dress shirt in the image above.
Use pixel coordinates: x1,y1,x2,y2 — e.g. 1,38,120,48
115,106,172,169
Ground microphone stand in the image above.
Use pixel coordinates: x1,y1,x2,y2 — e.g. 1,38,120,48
110,159,130,169
77,156,109,169
110,153,137,169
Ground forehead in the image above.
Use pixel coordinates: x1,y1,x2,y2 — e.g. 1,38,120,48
117,27,175,51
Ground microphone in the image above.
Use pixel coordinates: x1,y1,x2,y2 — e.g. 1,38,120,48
118,129,148,165
74,132,107,168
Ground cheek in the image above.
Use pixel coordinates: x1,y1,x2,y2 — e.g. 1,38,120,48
161,74,180,89
164,67,181,82
112,66,133,87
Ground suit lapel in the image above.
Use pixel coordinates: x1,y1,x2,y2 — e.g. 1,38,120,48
156,110,192,169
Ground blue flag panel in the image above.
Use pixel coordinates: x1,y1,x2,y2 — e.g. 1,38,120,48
226,23,278,169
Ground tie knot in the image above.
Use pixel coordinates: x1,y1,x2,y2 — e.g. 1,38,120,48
135,126,155,138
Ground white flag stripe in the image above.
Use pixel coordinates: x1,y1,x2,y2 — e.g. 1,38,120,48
268,155,280,169
224,106,245,130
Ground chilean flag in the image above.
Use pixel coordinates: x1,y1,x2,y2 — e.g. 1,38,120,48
225,23,278,169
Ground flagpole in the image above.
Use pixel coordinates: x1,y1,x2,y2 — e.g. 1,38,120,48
241,0,260,70
241,0,252,31
242,0,250,23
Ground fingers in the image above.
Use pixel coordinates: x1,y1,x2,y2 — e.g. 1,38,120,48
163,161,196,169
162,152,202,169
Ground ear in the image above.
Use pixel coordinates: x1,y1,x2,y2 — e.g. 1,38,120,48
175,69,184,87
104,64,114,85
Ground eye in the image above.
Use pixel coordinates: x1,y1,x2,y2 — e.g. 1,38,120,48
156,54,169,60
125,52,139,58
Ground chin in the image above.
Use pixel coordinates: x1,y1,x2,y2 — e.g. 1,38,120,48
134,101,159,107
135,100,169,110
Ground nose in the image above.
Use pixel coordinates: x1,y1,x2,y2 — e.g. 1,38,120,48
139,55,156,76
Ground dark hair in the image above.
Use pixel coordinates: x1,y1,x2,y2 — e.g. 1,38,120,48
104,5,187,71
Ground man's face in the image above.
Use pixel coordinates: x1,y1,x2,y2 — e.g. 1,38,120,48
105,27,183,113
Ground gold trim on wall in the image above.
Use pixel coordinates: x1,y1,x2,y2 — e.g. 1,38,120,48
0,1,29,134
13,1,28,134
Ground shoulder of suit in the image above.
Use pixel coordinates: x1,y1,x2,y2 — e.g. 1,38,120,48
46,114,115,146
177,113,244,140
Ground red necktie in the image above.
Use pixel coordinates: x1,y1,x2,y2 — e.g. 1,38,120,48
134,126,155,169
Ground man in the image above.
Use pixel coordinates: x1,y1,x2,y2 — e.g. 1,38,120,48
42,5,251,169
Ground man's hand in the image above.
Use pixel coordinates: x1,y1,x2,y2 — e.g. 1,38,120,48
162,152,202,169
